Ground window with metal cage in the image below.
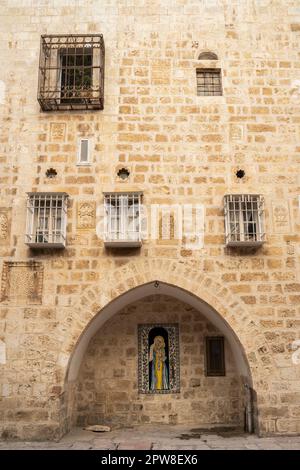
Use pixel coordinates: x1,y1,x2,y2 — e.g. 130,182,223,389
196,69,222,96
37,34,105,111
104,192,142,247
25,193,68,248
224,194,265,247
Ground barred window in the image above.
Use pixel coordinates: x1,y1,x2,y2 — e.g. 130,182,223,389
224,194,265,247
60,47,93,104
38,34,105,111
25,193,68,248
104,192,142,247
206,337,225,377
196,69,222,96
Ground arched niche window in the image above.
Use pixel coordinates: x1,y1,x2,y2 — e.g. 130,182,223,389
198,51,218,60
196,51,222,96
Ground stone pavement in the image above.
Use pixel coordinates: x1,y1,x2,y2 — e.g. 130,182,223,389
1,425,300,450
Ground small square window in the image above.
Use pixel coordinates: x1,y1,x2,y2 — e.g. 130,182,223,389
206,337,225,376
196,69,222,96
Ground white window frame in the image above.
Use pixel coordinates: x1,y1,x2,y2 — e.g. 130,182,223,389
77,138,92,165
103,192,142,247
25,192,68,248
224,194,265,247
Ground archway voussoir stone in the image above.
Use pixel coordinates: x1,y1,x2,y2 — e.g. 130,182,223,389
126,277,137,290
79,296,92,308
135,273,146,285
86,288,97,300
90,303,103,315
114,283,127,296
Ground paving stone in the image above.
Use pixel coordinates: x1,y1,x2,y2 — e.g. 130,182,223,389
1,427,300,450
117,441,153,450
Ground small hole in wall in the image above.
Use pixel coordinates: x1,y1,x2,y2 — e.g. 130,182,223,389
236,169,245,179
117,167,130,180
46,168,57,178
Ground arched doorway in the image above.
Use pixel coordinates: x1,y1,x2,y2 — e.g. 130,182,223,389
65,282,256,433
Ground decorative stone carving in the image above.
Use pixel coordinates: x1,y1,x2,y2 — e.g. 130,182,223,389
50,122,66,142
286,242,295,256
0,261,43,304
230,124,244,142
272,202,291,233
0,209,10,244
0,340,6,364
77,201,96,229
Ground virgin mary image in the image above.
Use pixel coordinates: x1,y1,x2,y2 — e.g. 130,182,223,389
149,335,169,390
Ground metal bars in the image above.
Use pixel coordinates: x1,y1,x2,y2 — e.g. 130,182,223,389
224,194,265,246
196,69,222,96
38,34,105,111
25,193,68,248
104,193,142,247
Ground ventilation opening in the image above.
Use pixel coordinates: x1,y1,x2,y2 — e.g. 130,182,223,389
117,167,130,180
236,169,245,179
45,168,57,178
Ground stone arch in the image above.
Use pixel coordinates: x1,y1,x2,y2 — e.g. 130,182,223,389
55,259,276,435
66,281,252,383
57,259,275,385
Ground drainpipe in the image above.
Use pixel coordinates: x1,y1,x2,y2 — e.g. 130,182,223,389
244,383,254,434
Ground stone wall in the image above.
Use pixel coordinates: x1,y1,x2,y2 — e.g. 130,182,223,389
75,295,245,428
0,0,299,439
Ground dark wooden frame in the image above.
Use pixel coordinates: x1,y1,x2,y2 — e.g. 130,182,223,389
205,336,225,376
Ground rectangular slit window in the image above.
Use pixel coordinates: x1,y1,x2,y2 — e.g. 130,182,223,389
206,337,225,376
78,139,90,164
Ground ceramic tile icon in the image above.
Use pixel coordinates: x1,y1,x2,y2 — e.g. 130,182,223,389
138,324,180,394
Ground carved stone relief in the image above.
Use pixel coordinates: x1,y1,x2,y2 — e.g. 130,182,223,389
0,262,43,304
230,124,244,142
0,209,10,244
50,122,66,142
0,340,6,364
77,201,96,229
272,202,291,233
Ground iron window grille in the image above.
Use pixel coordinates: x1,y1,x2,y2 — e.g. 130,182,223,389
25,193,68,248
224,194,265,247
196,68,222,96
206,337,225,377
104,192,142,247
38,34,105,111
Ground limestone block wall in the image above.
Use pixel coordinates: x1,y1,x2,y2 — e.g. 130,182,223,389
0,0,299,439
75,295,245,428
